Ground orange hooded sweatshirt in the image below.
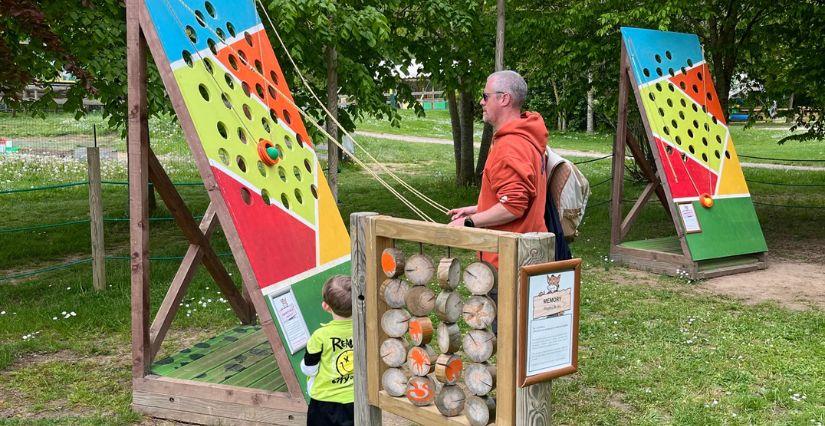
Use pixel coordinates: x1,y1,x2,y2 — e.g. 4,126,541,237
478,112,548,267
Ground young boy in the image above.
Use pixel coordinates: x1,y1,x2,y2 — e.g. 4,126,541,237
301,275,354,426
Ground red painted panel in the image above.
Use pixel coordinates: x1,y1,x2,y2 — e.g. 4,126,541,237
668,63,726,125
654,137,718,199
214,28,313,148
212,166,316,288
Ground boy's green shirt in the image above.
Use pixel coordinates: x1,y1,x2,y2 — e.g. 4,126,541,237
306,318,354,403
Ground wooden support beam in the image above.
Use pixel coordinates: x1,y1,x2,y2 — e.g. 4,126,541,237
127,0,151,379
624,131,671,217
149,204,219,359
146,149,252,324
87,146,106,291
611,42,630,247
365,215,394,407
351,212,382,426
620,182,657,240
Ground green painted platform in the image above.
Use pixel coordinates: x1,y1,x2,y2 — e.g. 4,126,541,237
619,236,683,254
151,325,287,392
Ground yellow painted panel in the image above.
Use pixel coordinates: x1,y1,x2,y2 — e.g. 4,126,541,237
716,135,750,196
315,162,351,264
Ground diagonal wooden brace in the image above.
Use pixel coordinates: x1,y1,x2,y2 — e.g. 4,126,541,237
147,149,253,325
620,182,658,240
625,131,671,218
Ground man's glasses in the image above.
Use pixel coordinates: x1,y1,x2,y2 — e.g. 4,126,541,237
481,91,506,101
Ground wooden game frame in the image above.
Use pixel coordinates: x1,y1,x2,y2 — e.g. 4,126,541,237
516,258,581,387
351,213,556,426
127,0,310,423
610,40,767,280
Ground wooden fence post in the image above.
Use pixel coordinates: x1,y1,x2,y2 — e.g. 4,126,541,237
87,146,106,291
515,232,555,425
351,212,383,425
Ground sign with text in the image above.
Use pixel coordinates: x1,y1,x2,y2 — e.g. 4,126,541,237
517,258,581,387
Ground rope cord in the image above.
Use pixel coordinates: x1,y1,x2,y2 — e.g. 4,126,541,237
572,154,612,165
163,0,435,221
0,258,92,282
255,0,448,214
0,181,88,195
101,180,205,187
745,178,825,187
738,154,825,163
0,219,90,234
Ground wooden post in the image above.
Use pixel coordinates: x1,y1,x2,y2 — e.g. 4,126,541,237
515,232,555,425
495,0,505,71
351,212,382,426
127,0,151,379
611,43,630,247
325,44,339,201
86,146,106,291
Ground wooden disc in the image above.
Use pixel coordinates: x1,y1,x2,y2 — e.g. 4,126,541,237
435,385,466,417
434,354,463,385
380,309,410,338
405,286,436,316
382,367,408,397
462,329,497,363
381,248,405,278
464,362,496,396
406,376,436,406
408,316,434,346
435,290,463,323
407,344,436,376
404,254,435,286
437,322,462,353
437,257,461,290
380,278,409,309
379,338,408,368
465,395,496,426
462,295,497,329
463,261,497,295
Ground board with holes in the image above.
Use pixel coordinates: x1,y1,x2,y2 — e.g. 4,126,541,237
142,0,351,398
621,27,767,261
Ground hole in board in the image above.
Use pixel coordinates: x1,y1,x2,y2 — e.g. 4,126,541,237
675,135,682,145
270,70,279,85
688,145,695,154
256,83,265,98
658,108,665,117
655,83,662,92
693,120,699,128
714,150,720,159
293,165,301,181
255,60,263,74
275,144,284,158
702,137,708,146
198,84,210,101
243,104,252,120
304,159,312,173
278,166,287,182
268,85,277,99
666,146,673,155
224,73,234,89
643,68,650,77
182,50,194,67
681,66,687,74
679,81,686,90
242,81,251,97
692,84,699,93
656,67,663,76
228,54,238,70
311,184,318,199
680,98,686,107
712,116,718,124
702,153,708,162
668,83,674,92
216,28,225,41
678,111,685,120
284,136,293,150
283,110,291,124
262,117,271,133
357,295,364,301
649,93,655,101
702,105,708,113
218,148,229,165
217,122,228,138
663,126,670,135
725,150,731,159
205,1,216,18
297,134,304,147
195,10,206,27
226,22,236,37
704,123,710,131
687,58,693,67
681,153,687,162
671,119,678,129
655,54,662,63
257,161,266,177
666,99,673,107
261,188,271,204
294,188,303,204
170,397,175,403
185,26,197,43
716,135,722,144
270,109,278,123
237,127,247,143
207,38,217,55
245,32,254,46
707,93,713,101
221,93,232,109
668,68,674,77
665,50,672,60
687,129,694,138
698,72,703,81
281,193,290,209
691,104,698,112
240,187,252,205
236,156,247,172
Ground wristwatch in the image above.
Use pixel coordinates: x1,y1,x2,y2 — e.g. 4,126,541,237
463,216,475,227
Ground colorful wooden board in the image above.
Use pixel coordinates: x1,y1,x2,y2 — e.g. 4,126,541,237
621,27,767,261
143,0,351,398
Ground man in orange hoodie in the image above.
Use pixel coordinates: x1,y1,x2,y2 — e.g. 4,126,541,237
448,70,548,267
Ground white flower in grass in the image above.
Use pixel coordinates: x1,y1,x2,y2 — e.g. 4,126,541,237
0,311,5,315
70,312,76,317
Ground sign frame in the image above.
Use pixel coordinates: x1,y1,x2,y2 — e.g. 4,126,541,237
516,258,582,387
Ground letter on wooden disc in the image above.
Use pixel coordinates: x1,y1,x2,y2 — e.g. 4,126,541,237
435,385,466,417
464,362,497,396
465,395,496,426
435,290,463,323
406,376,436,406
381,247,405,278
380,309,410,338
437,322,462,353
463,261,497,295
404,254,435,286
379,338,408,368
408,316,434,346
407,344,436,376
462,295,497,330
434,354,463,385
462,329,497,363
380,278,409,309
405,286,436,316
437,257,461,290
382,367,408,397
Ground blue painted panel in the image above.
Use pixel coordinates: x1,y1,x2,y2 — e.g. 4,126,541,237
145,0,260,63
621,27,703,86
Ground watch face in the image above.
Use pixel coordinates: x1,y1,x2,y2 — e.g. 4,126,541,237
464,217,474,227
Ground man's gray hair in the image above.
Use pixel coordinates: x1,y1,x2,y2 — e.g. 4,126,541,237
488,70,528,107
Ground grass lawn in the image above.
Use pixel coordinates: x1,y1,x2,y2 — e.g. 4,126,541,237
0,112,823,425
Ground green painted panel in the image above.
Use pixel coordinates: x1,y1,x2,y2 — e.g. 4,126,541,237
173,61,318,226
684,197,767,261
620,236,682,254
191,342,273,384
698,254,763,272
640,83,727,172
266,260,351,400
165,329,267,379
151,326,260,376
220,356,279,387
250,368,288,391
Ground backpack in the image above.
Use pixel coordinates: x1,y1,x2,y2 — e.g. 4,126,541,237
545,148,591,242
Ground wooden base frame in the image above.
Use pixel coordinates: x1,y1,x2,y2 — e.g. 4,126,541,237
609,41,767,280
127,0,307,423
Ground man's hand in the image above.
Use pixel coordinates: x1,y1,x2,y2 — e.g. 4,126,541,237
447,205,478,221
448,217,466,227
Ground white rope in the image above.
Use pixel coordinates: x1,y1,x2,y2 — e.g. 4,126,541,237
161,0,436,221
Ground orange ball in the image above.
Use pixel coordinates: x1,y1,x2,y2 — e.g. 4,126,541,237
700,193,714,208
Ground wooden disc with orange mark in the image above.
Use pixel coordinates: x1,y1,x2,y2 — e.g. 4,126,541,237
434,354,463,385
406,375,436,407
407,344,436,376
408,316,434,346
381,248,405,278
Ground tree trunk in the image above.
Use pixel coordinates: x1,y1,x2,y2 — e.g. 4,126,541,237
475,124,493,181
325,44,339,201
447,89,463,184
495,0,505,71
586,73,595,133
458,88,475,186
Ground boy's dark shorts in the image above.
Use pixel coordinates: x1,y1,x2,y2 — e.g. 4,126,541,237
307,398,354,426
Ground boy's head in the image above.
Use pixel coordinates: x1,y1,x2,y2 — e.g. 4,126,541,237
322,275,352,318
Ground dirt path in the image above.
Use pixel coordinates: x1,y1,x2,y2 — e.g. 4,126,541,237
354,131,825,172
697,261,825,310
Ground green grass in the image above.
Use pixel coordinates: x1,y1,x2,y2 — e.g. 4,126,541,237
1,113,824,424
